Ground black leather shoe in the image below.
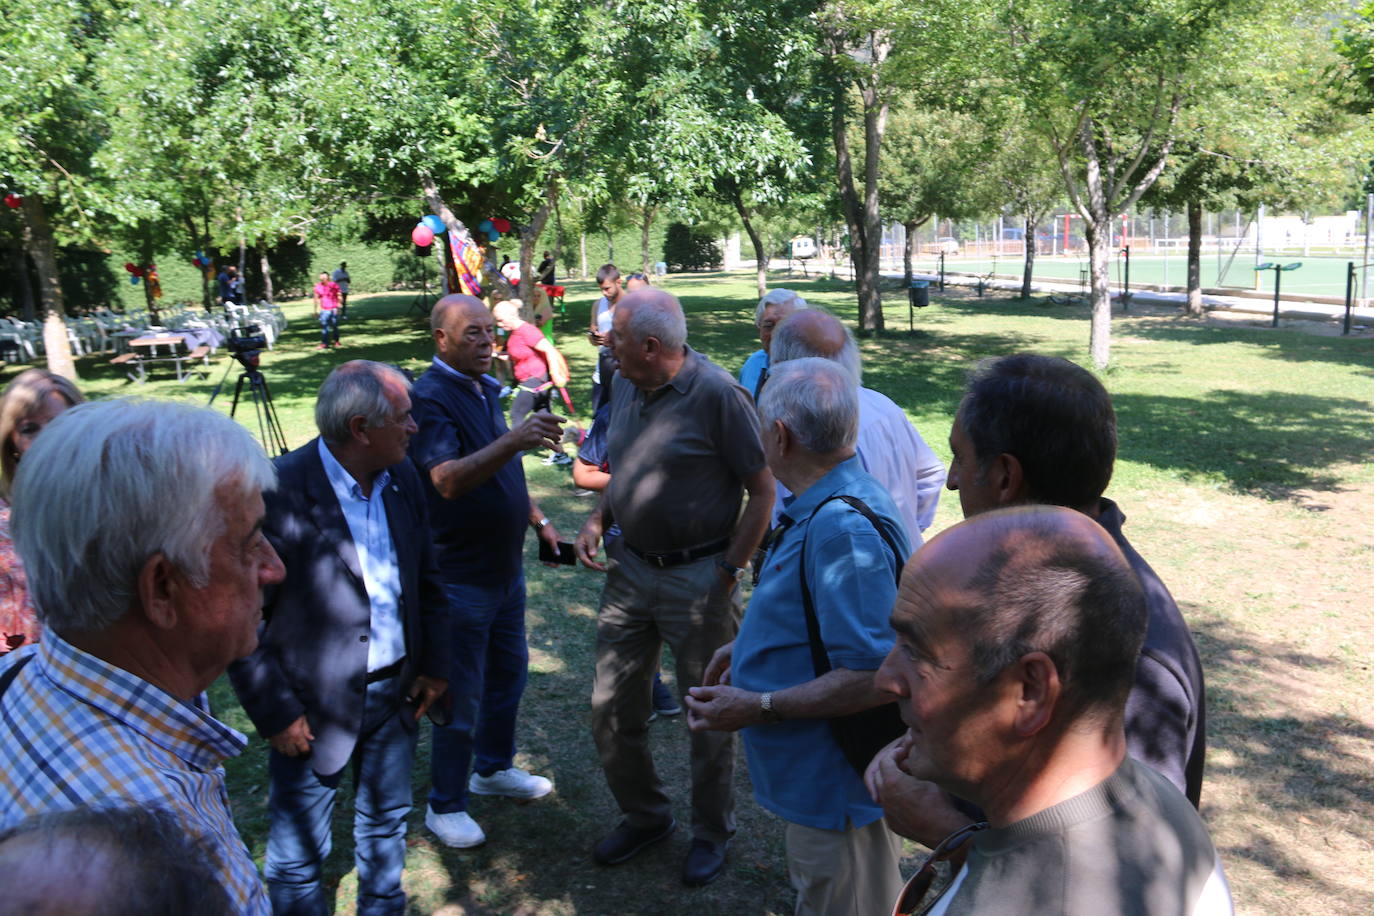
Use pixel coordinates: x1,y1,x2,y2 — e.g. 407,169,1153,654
682,837,729,886
593,819,677,866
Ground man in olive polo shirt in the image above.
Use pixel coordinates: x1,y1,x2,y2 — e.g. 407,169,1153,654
575,289,774,887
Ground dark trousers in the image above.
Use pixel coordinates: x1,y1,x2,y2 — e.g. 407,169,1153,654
429,575,529,813
265,675,416,916
510,374,549,428
319,309,339,346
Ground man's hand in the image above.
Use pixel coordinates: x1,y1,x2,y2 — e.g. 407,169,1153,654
536,519,563,567
865,734,970,845
684,684,760,733
702,640,734,687
268,715,314,757
575,515,606,571
407,675,448,722
508,411,564,452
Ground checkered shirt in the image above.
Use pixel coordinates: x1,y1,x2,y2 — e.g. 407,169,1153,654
0,632,269,914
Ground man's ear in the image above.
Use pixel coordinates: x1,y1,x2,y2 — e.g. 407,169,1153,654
347,414,371,446
642,335,662,359
771,418,792,456
1009,651,1060,737
136,552,180,631
989,452,1028,506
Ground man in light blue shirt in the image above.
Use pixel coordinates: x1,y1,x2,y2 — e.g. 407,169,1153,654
229,361,451,915
738,288,808,402
686,358,911,916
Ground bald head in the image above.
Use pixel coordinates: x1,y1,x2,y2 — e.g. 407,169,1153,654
771,309,862,385
431,294,495,376
616,288,687,350
897,505,1147,721
430,294,487,333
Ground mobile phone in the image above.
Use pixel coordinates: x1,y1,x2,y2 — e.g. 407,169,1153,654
539,539,577,566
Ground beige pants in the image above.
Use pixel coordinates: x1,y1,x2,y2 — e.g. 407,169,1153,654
786,818,903,916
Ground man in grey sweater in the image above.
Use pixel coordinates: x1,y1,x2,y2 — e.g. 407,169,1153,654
875,507,1232,915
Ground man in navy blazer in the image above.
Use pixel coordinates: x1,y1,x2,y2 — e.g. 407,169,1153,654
229,360,449,916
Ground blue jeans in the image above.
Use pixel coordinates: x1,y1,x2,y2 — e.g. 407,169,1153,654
429,575,528,814
319,309,339,346
265,676,416,916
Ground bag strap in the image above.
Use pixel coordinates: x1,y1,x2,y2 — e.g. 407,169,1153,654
797,493,905,679
0,651,34,700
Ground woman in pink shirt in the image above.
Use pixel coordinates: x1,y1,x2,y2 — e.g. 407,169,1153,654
492,300,569,426
313,272,342,349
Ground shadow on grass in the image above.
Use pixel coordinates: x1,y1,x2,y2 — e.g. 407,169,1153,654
1113,391,1374,497
1190,612,1374,911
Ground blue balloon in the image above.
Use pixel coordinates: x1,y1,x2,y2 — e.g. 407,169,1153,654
422,214,445,234
488,231,500,242
130,276,139,284
479,219,493,232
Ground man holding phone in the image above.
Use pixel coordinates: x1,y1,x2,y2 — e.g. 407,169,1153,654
228,360,451,914
412,295,564,850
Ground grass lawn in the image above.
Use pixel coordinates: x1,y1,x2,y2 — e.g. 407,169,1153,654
11,272,1372,915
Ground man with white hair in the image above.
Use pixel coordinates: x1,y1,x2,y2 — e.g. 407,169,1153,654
771,308,945,539
739,288,808,402
229,361,450,914
686,358,911,915
575,288,774,886
0,399,286,915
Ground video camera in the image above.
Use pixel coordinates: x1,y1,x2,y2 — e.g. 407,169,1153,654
227,325,268,370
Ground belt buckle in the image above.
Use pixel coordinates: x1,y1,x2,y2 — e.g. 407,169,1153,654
646,553,669,569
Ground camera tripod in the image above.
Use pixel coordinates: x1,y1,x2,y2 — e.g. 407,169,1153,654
208,357,289,456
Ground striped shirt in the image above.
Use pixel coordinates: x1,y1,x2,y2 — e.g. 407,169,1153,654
0,632,269,914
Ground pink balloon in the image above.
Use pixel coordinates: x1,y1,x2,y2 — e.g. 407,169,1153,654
411,224,434,247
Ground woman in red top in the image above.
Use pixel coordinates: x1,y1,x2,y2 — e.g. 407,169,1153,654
492,300,569,427
0,369,84,653
313,271,342,349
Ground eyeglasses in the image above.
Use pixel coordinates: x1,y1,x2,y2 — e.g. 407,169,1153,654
890,821,989,916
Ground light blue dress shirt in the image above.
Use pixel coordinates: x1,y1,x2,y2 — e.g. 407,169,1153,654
317,438,405,673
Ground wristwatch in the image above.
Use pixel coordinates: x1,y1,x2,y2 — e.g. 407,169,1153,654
717,559,745,581
532,517,550,531
760,691,782,723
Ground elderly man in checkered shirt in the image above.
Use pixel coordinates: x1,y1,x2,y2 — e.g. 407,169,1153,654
0,399,285,915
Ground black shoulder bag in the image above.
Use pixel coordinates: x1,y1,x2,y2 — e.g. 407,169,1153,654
798,494,908,776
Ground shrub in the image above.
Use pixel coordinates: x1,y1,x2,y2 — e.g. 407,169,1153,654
662,223,722,272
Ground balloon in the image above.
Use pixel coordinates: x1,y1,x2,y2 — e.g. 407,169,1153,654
478,219,493,233
422,214,445,234
488,231,500,242
3,193,21,209
411,223,434,247
130,276,139,285
492,217,511,233
132,266,145,278
124,262,136,272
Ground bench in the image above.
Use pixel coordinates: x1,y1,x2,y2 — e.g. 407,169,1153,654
112,338,212,383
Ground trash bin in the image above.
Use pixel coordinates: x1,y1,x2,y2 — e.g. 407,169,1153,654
908,280,930,309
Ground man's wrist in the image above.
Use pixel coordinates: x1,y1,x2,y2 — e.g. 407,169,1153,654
531,516,550,531
759,691,782,723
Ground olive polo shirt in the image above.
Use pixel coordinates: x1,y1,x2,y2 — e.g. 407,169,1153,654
606,348,765,553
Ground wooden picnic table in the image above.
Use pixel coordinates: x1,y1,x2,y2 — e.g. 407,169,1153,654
109,335,211,383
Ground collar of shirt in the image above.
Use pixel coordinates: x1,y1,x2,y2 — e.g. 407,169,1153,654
317,436,391,504
430,356,500,398
37,630,247,772
639,346,702,404
777,454,867,529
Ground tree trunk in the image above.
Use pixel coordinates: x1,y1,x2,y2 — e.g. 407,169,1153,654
552,190,565,278
259,242,274,303
831,86,868,326
729,187,768,298
517,183,557,324
10,246,36,322
606,228,614,263
902,218,928,287
236,204,247,279
859,76,888,332
421,170,476,299
640,206,655,276
19,194,77,380
1022,213,1037,299
1186,198,1203,317
579,231,588,279
1085,220,1113,370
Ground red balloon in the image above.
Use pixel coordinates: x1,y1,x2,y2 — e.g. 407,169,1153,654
124,262,137,273
131,266,145,278
491,217,511,233
411,223,435,247
3,193,21,209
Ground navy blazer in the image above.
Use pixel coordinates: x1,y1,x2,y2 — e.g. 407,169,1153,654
228,438,450,778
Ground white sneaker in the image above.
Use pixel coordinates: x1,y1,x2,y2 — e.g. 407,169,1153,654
468,766,553,799
425,806,486,848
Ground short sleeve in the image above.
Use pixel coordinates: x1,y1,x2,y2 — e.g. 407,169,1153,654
806,511,900,671
409,386,463,471
715,380,765,480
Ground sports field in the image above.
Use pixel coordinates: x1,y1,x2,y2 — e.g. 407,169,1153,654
910,252,1369,299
